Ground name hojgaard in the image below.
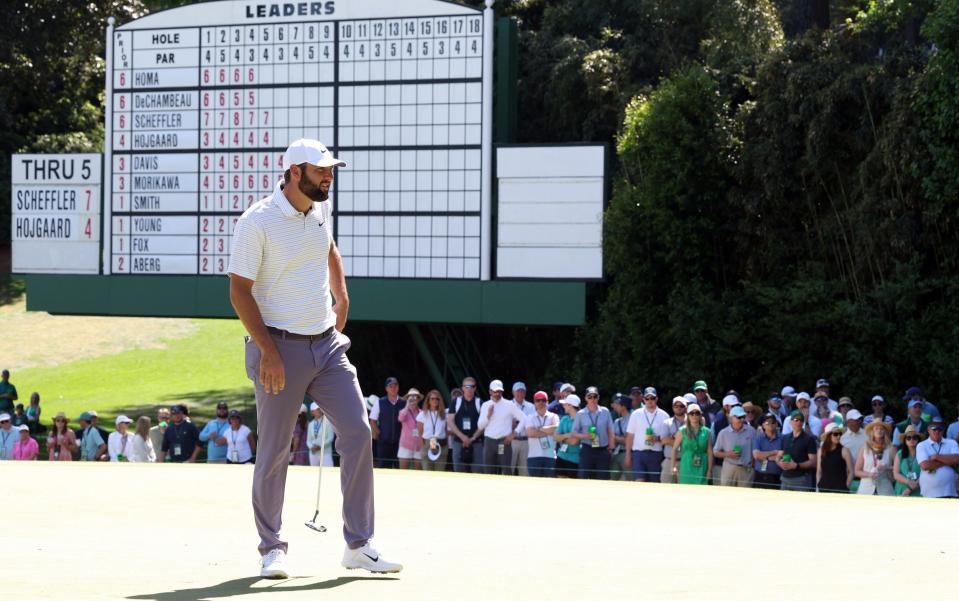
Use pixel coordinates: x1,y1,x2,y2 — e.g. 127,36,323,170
246,2,335,18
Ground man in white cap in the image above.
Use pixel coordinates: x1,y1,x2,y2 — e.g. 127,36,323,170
0,413,15,460
624,387,669,482
478,379,528,475
229,139,400,577
307,402,334,467
841,409,866,491
780,386,798,415
510,381,535,476
108,415,135,461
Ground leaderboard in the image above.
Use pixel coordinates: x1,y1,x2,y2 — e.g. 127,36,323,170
109,0,486,277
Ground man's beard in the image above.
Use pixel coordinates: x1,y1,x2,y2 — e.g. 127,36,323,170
299,175,329,202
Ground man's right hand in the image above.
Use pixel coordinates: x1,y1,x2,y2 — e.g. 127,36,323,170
259,348,285,395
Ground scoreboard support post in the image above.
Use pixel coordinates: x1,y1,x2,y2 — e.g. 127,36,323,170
481,0,494,281
103,16,116,275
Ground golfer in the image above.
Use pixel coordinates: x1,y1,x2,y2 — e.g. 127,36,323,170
228,139,402,578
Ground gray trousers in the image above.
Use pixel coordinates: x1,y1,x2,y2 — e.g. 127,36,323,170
510,439,529,476
483,436,512,475
246,331,374,555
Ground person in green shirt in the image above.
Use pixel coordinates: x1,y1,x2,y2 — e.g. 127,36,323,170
674,404,713,485
893,424,922,496
0,370,18,415
554,395,582,478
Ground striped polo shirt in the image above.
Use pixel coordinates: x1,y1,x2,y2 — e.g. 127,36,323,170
228,180,335,335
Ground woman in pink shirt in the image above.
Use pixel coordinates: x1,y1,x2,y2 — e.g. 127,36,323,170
13,425,39,460
397,388,423,470
47,412,78,461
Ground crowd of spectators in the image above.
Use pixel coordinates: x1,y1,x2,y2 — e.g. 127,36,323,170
4,367,958,499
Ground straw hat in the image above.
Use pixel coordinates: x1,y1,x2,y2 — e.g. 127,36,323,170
864,419,892,437
900,423,923,442
53,411,68,422
404,388,422,399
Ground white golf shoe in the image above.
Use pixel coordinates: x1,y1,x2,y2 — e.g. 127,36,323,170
341,542,403,573
260,548,290,579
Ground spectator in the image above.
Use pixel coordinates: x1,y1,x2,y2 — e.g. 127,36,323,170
862,395,895,428
893,424,921,497
25,393,41,434
47,412,77,461
778,410,817,491
150,407,171,456
816,423,853,493
628,386,644,412
809,395,842,438
447,376,484,473
570,386,615,480
225,410,256,464
510,382,535,477
397,388,423,470
0,369,18,415
709,394,740,482
130,416,156,463
766,392,786,425
903,386,940,421
624,387,669,482
12,425,38,460
794,393,814,436
916,416,959,498
780,385,798,415
661,396,687,483
894,399,929,446
841,410,867,492
692,380,721,427
159,405,200,463
416,390,447,471
478,379,528,475
837,397,854,422
714,406,755,487
525,390,559,477
813,378,839,412
947,402,959,441
742,402,762,429
290,405,309,466
307,402,335,467
200,402,231,464
673,403,712,485
77,412,107,461
12,404,26,428
546,381,565,416
370,376,403,468
855,420,895,496
88,411,110,445
107,415,135,461
609,393,631,481
752,412,783,489
553,394,581,478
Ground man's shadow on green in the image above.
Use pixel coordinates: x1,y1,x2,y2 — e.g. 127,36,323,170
128,575,398,601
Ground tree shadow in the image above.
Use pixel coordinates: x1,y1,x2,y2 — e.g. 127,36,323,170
0,275,25,306
127,575,398,601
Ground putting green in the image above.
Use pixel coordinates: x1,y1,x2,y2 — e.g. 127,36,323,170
3,462,956,600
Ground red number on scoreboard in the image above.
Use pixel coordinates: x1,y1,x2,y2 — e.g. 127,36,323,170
84,218,92,239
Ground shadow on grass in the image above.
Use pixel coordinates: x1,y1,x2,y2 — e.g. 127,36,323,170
0,275,25,306
127,575,398,601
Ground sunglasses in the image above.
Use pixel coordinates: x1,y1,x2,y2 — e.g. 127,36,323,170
586,394,599,399
871,401,883,405
830,432,842,437
644,396,657,400
534,399,547,404
905,435,919,441
688,411,702,416
463,384,476,389
930,426,943,432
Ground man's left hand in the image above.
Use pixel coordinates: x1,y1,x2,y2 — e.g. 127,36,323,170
333,300,349,332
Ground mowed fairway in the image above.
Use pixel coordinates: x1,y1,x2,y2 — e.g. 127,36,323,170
2,461,958,601
0,294,253,422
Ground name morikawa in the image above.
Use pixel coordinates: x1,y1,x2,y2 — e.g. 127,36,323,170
245,2,335,18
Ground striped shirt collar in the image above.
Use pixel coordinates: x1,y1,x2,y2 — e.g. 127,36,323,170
273,180,318,218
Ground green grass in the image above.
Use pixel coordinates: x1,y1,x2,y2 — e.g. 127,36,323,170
14,318,255,427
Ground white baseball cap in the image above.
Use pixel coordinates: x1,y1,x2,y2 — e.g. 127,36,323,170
721,395,740,407
563,394,581,408
0,413,10,422
310,402,320,412
17,424,29,431
846,409,863,421
796,392,811,402
115,415,133,426
489,379,505,392
284,139,347,169
560,383,576,393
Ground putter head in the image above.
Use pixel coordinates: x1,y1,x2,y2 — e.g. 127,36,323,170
305,521,327,533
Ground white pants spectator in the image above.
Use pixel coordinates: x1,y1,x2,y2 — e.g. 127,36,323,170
511,439,529,476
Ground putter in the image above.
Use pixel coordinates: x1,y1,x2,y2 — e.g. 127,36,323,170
305,417,329,533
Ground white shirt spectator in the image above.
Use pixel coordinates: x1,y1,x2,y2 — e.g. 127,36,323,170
108,431,134,461
626,407,670,451
840,429,866,468
477,399,528,439
129,433,156,462
225,425,255,463
512,399,537,436
525,411,559,459
416,410,447,440
306,417,335,466
916,437,959,498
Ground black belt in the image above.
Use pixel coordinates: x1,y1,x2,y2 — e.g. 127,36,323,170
267,326,335,341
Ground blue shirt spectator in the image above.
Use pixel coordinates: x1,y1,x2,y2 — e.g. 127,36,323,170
199,402,231,462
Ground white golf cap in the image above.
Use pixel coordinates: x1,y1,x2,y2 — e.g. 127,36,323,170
846,409,863,421
781,386,796,397
489,379,504,392
310,402,319,412
721,394,740,407
284,139,346,169
512,381,526,392
796,392,811,402
563,394,581,408
561,383,576,393
17,424,29,431
672,396,688,407
115,415,133,426
0,413,10,422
